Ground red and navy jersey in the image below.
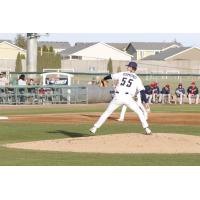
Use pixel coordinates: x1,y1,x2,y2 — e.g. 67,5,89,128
187,86,199,95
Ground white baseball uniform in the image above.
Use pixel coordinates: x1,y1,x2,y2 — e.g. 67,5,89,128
118,90,148,121
94,71,149,129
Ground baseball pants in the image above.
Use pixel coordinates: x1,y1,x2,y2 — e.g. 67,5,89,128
94,93,149,129
188,94,199,104
119,95,148,121
175,93,184,104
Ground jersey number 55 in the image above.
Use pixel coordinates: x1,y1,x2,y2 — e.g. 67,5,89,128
120,78,134,87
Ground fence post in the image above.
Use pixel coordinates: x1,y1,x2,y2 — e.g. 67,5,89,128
86,86,88,104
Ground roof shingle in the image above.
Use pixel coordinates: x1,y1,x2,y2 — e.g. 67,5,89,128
142,47,190,60
130,42,182,50
60,43,97,56
107,43,129,50
0,40,12,43
38,41,71,49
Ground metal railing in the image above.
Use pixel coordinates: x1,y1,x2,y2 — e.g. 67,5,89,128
0,85,88,105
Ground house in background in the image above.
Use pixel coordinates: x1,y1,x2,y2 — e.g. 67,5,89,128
125,41,182,60
142,47,200,61
74,41,182,60
0,41,26,72
0,39,12,43
38,41,71,53
0,41,26,59
137,47,200,74
75,42,129,51
105,43,129,51
61,42,133,61
60,42,133,73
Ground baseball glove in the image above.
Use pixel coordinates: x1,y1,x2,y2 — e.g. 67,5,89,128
99,79,108,87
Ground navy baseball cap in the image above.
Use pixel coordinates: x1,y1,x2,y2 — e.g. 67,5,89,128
126,61,137,68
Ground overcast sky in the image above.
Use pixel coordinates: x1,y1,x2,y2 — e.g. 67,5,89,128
0,33,199,47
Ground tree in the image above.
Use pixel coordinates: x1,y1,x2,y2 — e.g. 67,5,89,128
37,51,42,72
37,45,61,72
15,34,26,49
107,58,113,73
20,54,26,59
55,53,61,68
16,52,22,72
42,45,48,52
49,46,54,53
117,66,122,72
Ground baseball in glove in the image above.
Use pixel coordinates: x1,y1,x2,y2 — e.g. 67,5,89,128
99,79,108,87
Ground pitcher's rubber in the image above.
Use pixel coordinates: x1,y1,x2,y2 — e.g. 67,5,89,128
0,116,8,120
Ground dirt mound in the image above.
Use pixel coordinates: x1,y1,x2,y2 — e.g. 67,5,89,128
4,133,200,154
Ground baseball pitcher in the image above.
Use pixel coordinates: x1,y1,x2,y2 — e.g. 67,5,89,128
89,61,152,135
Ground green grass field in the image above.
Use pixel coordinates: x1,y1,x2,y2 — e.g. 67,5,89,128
1,104,200,166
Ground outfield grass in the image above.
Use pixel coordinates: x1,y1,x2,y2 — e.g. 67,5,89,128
0,104,200,165
1,104,200,115
0,123,200,166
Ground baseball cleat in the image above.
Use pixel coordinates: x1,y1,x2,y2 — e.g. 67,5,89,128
117,118,124,122
89,127,97,134
144,127,152,135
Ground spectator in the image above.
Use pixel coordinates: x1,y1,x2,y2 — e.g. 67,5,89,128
161,84,171,104
18,74,27,103
45,78,50,85
28,79,36,93
175,83,185,104
0,72,8,102
0,72,9,95
29,79,35,85
0,72,9,87
187,81,199,104
18,74,26,86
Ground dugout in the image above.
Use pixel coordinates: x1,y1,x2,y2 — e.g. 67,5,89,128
40,72,74,86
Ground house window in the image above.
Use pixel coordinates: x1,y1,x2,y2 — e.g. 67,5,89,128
63,56,70,59
71,55,82,60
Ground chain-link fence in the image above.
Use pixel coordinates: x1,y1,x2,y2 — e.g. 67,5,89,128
0,85,88,105
140,74,200,94
2,72,200,105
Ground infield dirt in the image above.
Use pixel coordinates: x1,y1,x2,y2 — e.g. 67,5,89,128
3,112,200,154
5,112,200,126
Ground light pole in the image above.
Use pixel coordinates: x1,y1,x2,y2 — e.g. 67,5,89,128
26,33,49,73
26,33,39,73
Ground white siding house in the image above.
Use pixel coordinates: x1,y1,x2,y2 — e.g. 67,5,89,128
61,42,133,61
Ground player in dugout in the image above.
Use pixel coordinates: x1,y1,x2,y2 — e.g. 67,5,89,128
187,81,199,104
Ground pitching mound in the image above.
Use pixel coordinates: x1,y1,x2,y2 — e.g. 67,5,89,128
4,133,200,154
